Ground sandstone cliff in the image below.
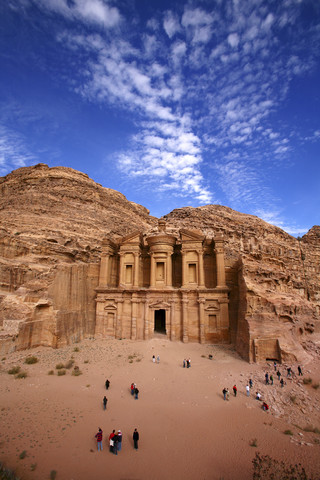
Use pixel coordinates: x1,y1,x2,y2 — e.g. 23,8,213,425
0,164,319,362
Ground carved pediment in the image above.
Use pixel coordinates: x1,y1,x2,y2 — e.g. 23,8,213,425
204,303,219,312
180,229,205,243
104,302,117,310
150,301,171,309
120,231,143,246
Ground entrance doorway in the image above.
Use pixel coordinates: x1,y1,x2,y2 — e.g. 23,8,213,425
154,309,166,334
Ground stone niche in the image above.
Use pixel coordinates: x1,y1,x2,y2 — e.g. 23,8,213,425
95,220,230,344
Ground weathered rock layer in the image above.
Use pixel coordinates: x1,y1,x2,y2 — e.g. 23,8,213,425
0,164,319,361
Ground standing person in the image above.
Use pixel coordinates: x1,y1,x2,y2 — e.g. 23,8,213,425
152,355,155,363
277,370,281,381
117,430,122,452
280,378,285,388
95,428,103,451
233,385,237,397
226,388,230,401
270,374,274,385
249,379,253,389
109,430,115,453
157,355,160,364
186,359,190,368
273,361,277,371
103,396,108,410
287,367,291,378
298,365,303,376
131,383,135,396
183,359,186,368
134,386,139,399
222,388,227,401
113,432,118,455
133,428,139,450
246,384,250,397
265,372,269,385
105,379,110,390
188,358,191,368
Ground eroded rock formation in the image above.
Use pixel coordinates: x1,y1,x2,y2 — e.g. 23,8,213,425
0,164,319,362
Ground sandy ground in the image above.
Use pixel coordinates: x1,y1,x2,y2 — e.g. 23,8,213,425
0,337,320,480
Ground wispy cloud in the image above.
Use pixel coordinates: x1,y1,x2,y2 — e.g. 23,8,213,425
0,126,35,176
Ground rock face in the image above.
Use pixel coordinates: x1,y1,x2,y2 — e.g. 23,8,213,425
0,164,319,362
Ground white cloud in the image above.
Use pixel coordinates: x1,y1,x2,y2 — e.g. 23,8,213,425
163,11,181,38
0,126,35,175
227,33,240,48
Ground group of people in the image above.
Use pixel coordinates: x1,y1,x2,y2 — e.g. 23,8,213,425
152,354,160,363
96,378,140,452
130,382,139,399
95,428,139,453
183,358,191,368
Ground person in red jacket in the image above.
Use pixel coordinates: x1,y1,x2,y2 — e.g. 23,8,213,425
109,429,115,453
95,428,103,451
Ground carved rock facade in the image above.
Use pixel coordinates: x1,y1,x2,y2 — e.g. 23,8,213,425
95,220,229,343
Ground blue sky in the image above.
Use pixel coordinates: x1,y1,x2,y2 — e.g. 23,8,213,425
1,0,320,235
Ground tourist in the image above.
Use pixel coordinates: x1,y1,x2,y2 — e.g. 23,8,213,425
280,378,285,388
113,432,118,455
298,365,303,376
117,430,122,452
249,379,253,388
233,385,237,397
226,388,230,400
105,379,110,390
183,359,186,368
152,355,155,363
256,392,261,401
188,358,191,368
157,355,160,364
246,384,250,396
262,402,269,411
133,428,139,449
95,428,103,451
186,359,190,368
131,383,135,396
270,374,274,385
134,386,139,399
109,430,115,453
265,372,269,385
287,367,291,378
276,370,281,381
273,361,277,371
103,396,108,410
222,387,227,400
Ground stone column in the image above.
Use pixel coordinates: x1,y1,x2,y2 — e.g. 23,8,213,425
215,235,226,287
99,254,109,286
198,250,204,287
150,252,155,287
134,252,140,287
181,252,187,287
119,253,125,286
144,300,149,339
182,295,189,342
167,251,172,286
115,299,123,339
131,295,138,340
170,300,175,341
198,297,206,344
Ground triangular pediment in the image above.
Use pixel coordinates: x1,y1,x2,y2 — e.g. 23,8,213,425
150,301,171,309
180,229,205,242
120,231,143,245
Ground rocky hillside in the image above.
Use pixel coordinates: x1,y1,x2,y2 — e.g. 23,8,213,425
0,164,319,362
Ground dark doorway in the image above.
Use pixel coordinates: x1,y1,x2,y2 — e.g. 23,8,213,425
154,309,166,334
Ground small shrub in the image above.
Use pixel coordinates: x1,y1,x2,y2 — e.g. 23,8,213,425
25,356,38,364
1,357,6,361
8,366,21,375
31,463,37,471
57,369,66,376
136,358,142,362
249,438,258,447
284,429,293,435
303,425,320,434
129,359,133,363
15,371,27,379
64,359,74,369
128,355,134,360
84,359,89,364
289,395,297,404
72,367,82,376
55,363,65,370
48,370,54,375
73,347,79,352
50,470,57,480
312,382,319,390
303,377,312,385
19,450,27,459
